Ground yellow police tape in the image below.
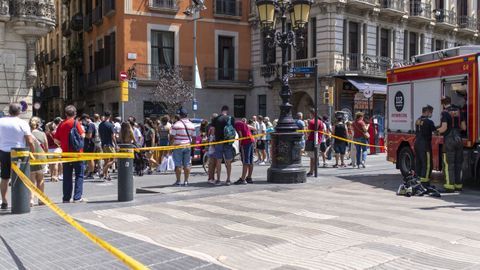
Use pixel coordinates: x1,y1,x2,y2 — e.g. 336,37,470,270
10,163,150,270
28,129,385,164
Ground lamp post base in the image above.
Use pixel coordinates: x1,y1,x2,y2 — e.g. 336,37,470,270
267,132,306,184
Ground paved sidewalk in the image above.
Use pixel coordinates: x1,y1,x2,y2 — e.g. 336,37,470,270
2,154,480,269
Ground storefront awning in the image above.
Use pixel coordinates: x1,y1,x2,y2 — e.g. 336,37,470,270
346,77,386,94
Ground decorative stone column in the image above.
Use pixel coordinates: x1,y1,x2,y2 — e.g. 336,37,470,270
25,37,37,88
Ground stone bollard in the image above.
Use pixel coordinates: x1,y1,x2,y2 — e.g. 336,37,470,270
118,144,134,202
11,148,31,214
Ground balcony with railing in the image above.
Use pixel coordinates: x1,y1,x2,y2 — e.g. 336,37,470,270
457,15,477,32
204,67,252,89
97,65,116,84
214,0,242,18
103,0,116,16
335,54,411,78
380,0,405,16
92,6,103,25
347,0,378,10
131,64,193,82
409,2,432,22
84,13,93,32
433,9,456,28
148,0,179,13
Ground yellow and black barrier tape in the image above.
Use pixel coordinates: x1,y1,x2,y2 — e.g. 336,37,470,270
299,130,387,150
28,129,385,164
11,163,150,270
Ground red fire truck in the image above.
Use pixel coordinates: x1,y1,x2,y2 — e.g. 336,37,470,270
386,46,480,184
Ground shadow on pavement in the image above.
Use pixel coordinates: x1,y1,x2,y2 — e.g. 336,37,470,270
337,173,480,211
0,236,26,270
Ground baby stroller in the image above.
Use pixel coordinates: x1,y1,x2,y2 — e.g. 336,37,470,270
134,148,149,177
397,171,441,197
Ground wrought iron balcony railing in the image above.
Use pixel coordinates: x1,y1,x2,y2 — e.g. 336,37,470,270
148,0,179,11
131,64,193,81
340,54,411,77
458,15,477,30
409,2,431,18
204,67,252,85
380,0,404,11
433,9,456,24
214,0,242,17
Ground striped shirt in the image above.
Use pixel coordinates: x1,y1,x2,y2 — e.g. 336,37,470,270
170,119,195,145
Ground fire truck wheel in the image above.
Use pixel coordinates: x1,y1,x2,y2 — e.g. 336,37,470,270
398,146,414,177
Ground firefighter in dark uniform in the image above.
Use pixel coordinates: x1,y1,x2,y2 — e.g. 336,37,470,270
438,96,466,192
414,105,435,185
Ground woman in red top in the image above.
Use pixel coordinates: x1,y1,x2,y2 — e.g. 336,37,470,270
352,112,369,168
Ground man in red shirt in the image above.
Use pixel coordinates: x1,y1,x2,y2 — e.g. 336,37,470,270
306,108,324,177
352,112,369,168
54,105,86,203
234,119,255,185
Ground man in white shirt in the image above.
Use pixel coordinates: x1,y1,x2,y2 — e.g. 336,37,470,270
0,103,35,210
170,108,195,186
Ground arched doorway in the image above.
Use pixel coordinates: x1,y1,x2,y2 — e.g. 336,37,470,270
292,91,314,116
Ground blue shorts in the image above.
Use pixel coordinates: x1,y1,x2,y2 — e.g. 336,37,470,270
333,143,347,155
241,143,254,165
172,148,191,168
213,144,234,160
159,138,169,146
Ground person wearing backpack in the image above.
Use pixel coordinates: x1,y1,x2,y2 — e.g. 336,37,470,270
332,114,348,168
212,105,235,186
54,105,86,203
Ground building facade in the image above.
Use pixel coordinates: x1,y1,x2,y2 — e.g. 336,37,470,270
251,0,480,120
35,0,67,121
0,0,55,119
47,0,252,121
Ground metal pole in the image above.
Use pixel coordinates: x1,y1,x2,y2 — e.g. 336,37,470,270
11,148,31,214
192,10,198,119
121,102,125,122
314,60,318,178
118,144,134,202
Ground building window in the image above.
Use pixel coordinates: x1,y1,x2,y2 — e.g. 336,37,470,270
88,45,93,73
94,38,104,70
380,28,390,58
262,32,276,64
296,23,308,60
218,35,235,80
215,0,239,16
234,95,246,118
435,39,444,51
151,30,175,67
310,17,316,58
348,21,360,69
409,32,418,58
258,95,267,117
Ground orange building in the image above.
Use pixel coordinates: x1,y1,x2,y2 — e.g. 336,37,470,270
67,0,252,120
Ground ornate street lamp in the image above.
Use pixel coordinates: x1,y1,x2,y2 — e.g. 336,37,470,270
256,0,313,183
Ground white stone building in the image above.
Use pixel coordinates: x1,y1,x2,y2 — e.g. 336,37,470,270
250,0,480,120
0,0,55,119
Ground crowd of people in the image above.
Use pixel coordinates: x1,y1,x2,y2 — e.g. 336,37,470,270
0,101,379,209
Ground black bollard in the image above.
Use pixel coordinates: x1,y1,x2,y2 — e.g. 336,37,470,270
118,144,134,202
11,148,31,214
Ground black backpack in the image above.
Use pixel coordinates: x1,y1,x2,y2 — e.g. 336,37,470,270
69,120,84,152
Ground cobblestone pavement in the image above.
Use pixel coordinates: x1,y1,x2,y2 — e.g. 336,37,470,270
2,154,480,269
